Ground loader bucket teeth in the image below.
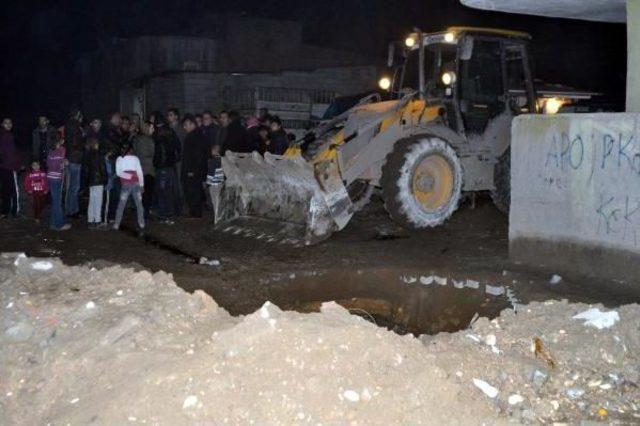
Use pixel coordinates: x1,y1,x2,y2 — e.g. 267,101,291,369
215,151,354,246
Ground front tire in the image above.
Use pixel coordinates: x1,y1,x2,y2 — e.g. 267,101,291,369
381,136,463,229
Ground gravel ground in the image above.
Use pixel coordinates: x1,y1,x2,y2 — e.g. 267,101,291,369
2,254,638,425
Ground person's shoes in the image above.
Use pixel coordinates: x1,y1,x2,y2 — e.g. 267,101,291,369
112,224,120,231
50,224,72,231
161,219,175,225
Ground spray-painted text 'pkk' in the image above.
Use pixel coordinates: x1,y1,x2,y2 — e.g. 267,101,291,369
545,132,639,173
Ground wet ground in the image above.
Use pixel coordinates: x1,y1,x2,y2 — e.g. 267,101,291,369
2,194,639,332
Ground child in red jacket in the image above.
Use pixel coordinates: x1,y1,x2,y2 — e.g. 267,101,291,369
24,161,49,223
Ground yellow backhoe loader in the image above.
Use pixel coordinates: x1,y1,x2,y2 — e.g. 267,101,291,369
217,27,542,245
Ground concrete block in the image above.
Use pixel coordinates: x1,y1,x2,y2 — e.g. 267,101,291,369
509,113,640,282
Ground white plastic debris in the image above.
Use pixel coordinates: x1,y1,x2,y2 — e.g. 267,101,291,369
401,275,417,284
465,279,480,289
566,388,585,399
13,253,26,266
434,276,447,286
472,378,498,398
485,285,505,296
30,261,53,271
508,394,524,405
572,308,620,330
182,395,198,409
419,276,434,285
70,397,80,404
549,274,563,285
85,301,96,309
198,257,220,266
343,390,360,402
466,334,481,343
484,334,497,346
116,290,124,296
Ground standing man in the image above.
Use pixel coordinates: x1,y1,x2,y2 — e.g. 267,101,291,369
167,107,185,212
181,114,208,218
104,112,124,220
153,114,181,224
32,115,56,168
64,107,85,218
201,111,220,149
0,118,22,218
133,121,155,218
267,116,290,155
216,111,230,153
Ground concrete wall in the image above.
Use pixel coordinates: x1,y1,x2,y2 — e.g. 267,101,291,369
627,0,640,112
509,113,640,282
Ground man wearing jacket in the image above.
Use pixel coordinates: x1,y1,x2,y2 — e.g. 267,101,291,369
152,114,181,224
0,118,22,218
181,114,209,218
64,108,85,218
32,116,57,169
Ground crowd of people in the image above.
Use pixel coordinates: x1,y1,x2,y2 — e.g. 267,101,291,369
0,107,293,232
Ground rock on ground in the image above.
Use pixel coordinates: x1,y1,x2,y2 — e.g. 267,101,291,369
1,253,638,425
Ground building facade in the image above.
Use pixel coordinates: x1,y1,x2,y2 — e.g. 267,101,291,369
78,15,380,128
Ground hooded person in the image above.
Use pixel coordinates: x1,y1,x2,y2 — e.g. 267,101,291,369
0,118,22,218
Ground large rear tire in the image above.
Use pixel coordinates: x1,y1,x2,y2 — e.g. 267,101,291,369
381,136,463,229
491,148,510,214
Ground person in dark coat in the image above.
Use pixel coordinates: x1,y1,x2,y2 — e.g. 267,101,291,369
201,111,220,149
103,112,124,220
133,121,155,218
0,118,22,218
181,114,209,218
222,111,252,153
85,137,107,227
267,116,289,155
64,107,85,217
32,116,57,169
152,113,181,223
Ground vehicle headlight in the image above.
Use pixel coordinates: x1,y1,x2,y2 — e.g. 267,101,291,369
378,77,392,91
444,32,455,43
405,36,416,48
441,72,456,86
543,97,564,114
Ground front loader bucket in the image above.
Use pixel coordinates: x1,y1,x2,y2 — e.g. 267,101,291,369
216,151,353,246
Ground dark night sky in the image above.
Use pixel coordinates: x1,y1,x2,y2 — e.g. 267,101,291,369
0,0,627,142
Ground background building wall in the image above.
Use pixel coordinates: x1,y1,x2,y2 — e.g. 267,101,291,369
509,113,640,282
627,0,639,112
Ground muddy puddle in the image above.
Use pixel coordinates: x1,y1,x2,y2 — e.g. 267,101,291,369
254,268,515,336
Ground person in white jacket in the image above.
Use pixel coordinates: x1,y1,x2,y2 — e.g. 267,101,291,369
113,144,145,232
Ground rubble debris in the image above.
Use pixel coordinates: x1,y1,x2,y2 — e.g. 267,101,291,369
1,254,639,424
572,307,620,329
198,257,220,266
549,274,563,285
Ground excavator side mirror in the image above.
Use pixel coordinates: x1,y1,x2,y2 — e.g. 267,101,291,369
387,42,395,67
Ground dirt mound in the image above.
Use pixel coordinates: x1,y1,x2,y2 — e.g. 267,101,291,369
1,253,638,424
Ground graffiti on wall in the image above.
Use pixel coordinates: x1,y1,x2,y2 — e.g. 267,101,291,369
542,127,640,247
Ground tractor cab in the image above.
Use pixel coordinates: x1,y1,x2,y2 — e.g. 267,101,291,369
384,27,537,137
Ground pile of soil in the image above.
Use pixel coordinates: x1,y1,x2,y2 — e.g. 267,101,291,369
1,254,638,424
